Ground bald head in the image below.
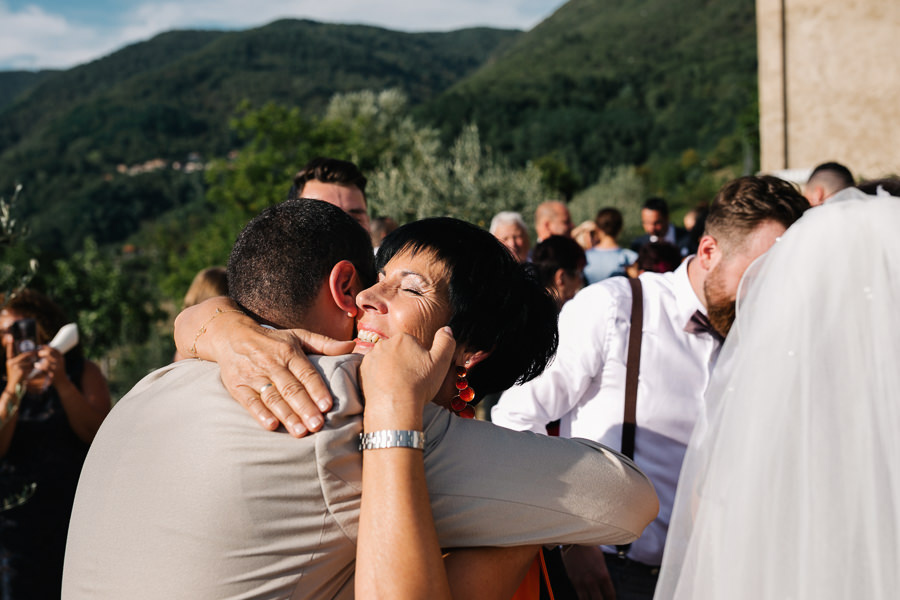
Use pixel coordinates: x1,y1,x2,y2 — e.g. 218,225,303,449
535,201,573,242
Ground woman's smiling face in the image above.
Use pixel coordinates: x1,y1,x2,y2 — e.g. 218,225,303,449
354,248,452,354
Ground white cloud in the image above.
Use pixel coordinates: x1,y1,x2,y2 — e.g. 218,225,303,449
0,4,101,69
0,0,563,70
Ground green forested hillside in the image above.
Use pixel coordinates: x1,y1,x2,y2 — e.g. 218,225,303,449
0,70,57,111
0,2,761,398
420,0,758,185
0,20,519,252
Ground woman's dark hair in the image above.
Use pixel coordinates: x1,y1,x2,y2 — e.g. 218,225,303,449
376,217,559,400
595,208,624,238
636,242,682,274
531,235,587,290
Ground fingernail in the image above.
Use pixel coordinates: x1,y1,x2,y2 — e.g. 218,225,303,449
264,417,277,429
307,416,323,430
316,398,330,412
292,422,308,436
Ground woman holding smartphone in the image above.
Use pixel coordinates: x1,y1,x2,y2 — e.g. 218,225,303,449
0,288,110,599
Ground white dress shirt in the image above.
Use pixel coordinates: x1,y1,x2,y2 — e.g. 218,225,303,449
492,259,721,565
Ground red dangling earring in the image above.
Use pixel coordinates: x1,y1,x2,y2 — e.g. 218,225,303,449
450,363,476,419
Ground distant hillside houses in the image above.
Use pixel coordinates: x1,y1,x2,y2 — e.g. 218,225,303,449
113,151,239,177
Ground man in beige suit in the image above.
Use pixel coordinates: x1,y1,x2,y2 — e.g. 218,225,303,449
63,200,657,599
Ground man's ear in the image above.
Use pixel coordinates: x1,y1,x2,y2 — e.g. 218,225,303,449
695,234,720,272
328,260,360,316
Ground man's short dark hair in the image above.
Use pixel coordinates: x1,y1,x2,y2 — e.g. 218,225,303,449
287,157,368,202
807,162,855,193
228,199,375,328
595,207,624,238
705,175,809,253
642,197,670,217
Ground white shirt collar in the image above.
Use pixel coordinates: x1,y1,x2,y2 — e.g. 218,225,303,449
668,256,707,330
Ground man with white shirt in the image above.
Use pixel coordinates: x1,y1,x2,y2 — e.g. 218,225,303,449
493,175,809,599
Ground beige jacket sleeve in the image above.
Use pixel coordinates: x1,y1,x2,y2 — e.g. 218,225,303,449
322,355,658,550
419,404,658,548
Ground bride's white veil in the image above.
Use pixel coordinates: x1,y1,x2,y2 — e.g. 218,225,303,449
656,195,900,599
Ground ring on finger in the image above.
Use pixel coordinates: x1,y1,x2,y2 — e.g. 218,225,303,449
259,382,274,395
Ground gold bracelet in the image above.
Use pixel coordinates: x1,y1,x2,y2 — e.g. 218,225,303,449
189,308,244,358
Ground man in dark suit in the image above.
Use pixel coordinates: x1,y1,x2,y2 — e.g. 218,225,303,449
630,197,690,257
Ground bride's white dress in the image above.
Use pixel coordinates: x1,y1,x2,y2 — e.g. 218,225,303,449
656,194,900,599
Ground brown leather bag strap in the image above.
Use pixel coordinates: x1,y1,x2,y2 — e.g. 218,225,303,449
622,277,643,460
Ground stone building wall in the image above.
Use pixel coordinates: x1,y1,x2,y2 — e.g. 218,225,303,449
757,0,900,180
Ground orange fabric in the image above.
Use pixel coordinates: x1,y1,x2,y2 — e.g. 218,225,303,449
510,556,541,600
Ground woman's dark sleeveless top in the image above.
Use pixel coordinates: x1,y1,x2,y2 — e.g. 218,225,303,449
0,354,90,599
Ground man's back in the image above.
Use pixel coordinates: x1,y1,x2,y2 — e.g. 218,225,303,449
63,356,364,599
65,355,657,599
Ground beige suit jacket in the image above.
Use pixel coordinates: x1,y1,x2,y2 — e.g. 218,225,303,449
63,355,656,599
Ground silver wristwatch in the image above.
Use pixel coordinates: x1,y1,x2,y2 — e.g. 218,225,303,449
358,430,425,451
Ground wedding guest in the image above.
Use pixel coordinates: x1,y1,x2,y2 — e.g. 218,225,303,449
656,192,900,600
287,156,370,230
493,176,808,600
630,197,690,256
64,201,657,599
0,289,110,598
534,200,573,242
803,161,854,206
624,241,683,278
571,220,599,251
531,235,586,308
183,266,227,309
583,208,638,284
490,211,531,262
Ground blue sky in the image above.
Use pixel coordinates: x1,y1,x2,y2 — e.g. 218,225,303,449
0,0,566,70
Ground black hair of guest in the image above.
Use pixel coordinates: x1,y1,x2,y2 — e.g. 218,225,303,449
286,157,368,202
807,161,855,191
531,235,587,290
635,241,682,274
857,177,900,197
642,197,670,217
375,217,559,401
228,199,376,329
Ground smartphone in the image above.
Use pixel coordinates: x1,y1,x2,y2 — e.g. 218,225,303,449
10,318,38,355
